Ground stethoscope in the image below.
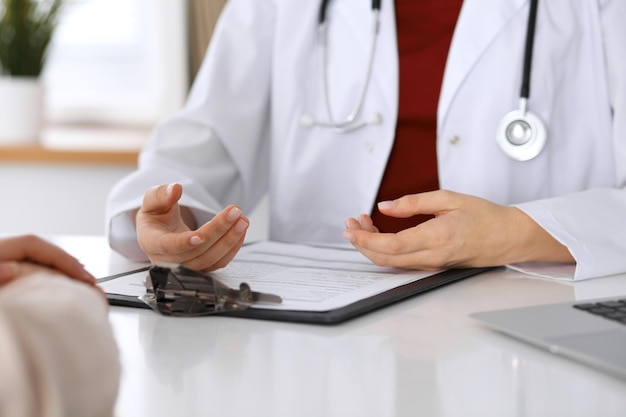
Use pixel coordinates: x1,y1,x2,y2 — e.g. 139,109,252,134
300,0,383,133
496,0,547,161
302,0,547,161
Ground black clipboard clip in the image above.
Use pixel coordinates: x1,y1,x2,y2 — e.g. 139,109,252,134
140,263,282,317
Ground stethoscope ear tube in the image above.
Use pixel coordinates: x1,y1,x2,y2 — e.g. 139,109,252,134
318,0,330,24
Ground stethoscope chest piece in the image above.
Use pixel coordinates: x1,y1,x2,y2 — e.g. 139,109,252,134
496,106,547,161
495,0,547,161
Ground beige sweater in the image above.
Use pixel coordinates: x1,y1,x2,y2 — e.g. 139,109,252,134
0,267,120,417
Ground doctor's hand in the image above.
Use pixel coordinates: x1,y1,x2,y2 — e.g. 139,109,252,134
343,190,574,270
136,183,249,271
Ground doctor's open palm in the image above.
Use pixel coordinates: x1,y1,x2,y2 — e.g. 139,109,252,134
136,183,249,271
343,190,574,270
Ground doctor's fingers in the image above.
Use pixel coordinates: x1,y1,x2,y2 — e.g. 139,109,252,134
351,239,456,271
345,215,379,233
357,214,379,232
140,209,248,261
346,227,457,270
377,190,464,218
138,225,245,270
148,218,248,270
140,183,183,215
175,207,249,269
181,233,246,272
193,205,249,247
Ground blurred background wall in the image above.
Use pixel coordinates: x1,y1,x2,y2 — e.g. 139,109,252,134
0,0,269,243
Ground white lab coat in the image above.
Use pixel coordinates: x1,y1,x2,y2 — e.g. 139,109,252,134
107,0,626,280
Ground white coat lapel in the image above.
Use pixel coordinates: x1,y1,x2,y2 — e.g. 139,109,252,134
437,0,527,132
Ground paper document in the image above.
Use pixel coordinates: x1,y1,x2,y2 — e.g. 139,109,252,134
99,241,441,313
212,241,439,312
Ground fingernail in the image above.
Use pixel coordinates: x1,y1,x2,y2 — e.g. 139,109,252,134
227,207,243,222
377,200,394,210
234,218,249,234
343,231,355,243
190,235,204,246
165,183,176,196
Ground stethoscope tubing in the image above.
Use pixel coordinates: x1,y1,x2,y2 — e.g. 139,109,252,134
301,0,382,133
319,9,379,129
520,0,539,101
318,0,381,25
310,0,546,160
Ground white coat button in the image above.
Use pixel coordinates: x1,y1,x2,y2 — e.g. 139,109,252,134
449,135,460,145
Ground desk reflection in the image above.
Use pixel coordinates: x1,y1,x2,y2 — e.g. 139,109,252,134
114,308,402,417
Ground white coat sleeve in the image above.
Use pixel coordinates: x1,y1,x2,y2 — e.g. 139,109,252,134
0,270,120,417
105,0,276,261
514,0,626,280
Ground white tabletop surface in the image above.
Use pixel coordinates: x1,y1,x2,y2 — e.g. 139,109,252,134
51,236,626,417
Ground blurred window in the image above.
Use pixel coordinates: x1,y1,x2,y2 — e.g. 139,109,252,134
42,0,188,127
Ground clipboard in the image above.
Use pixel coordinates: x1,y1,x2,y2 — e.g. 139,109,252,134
99,241,491,324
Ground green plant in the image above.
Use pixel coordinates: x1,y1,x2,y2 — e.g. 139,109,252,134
0,0,63,77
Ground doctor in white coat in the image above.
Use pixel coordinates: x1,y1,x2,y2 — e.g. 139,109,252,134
106,0,626,281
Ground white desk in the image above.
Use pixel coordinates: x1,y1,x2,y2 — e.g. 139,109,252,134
52,236,626,417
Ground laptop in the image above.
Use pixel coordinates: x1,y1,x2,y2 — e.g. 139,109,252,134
470,296,626,380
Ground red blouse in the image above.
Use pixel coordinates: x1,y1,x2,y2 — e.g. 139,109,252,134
370,1,463,233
